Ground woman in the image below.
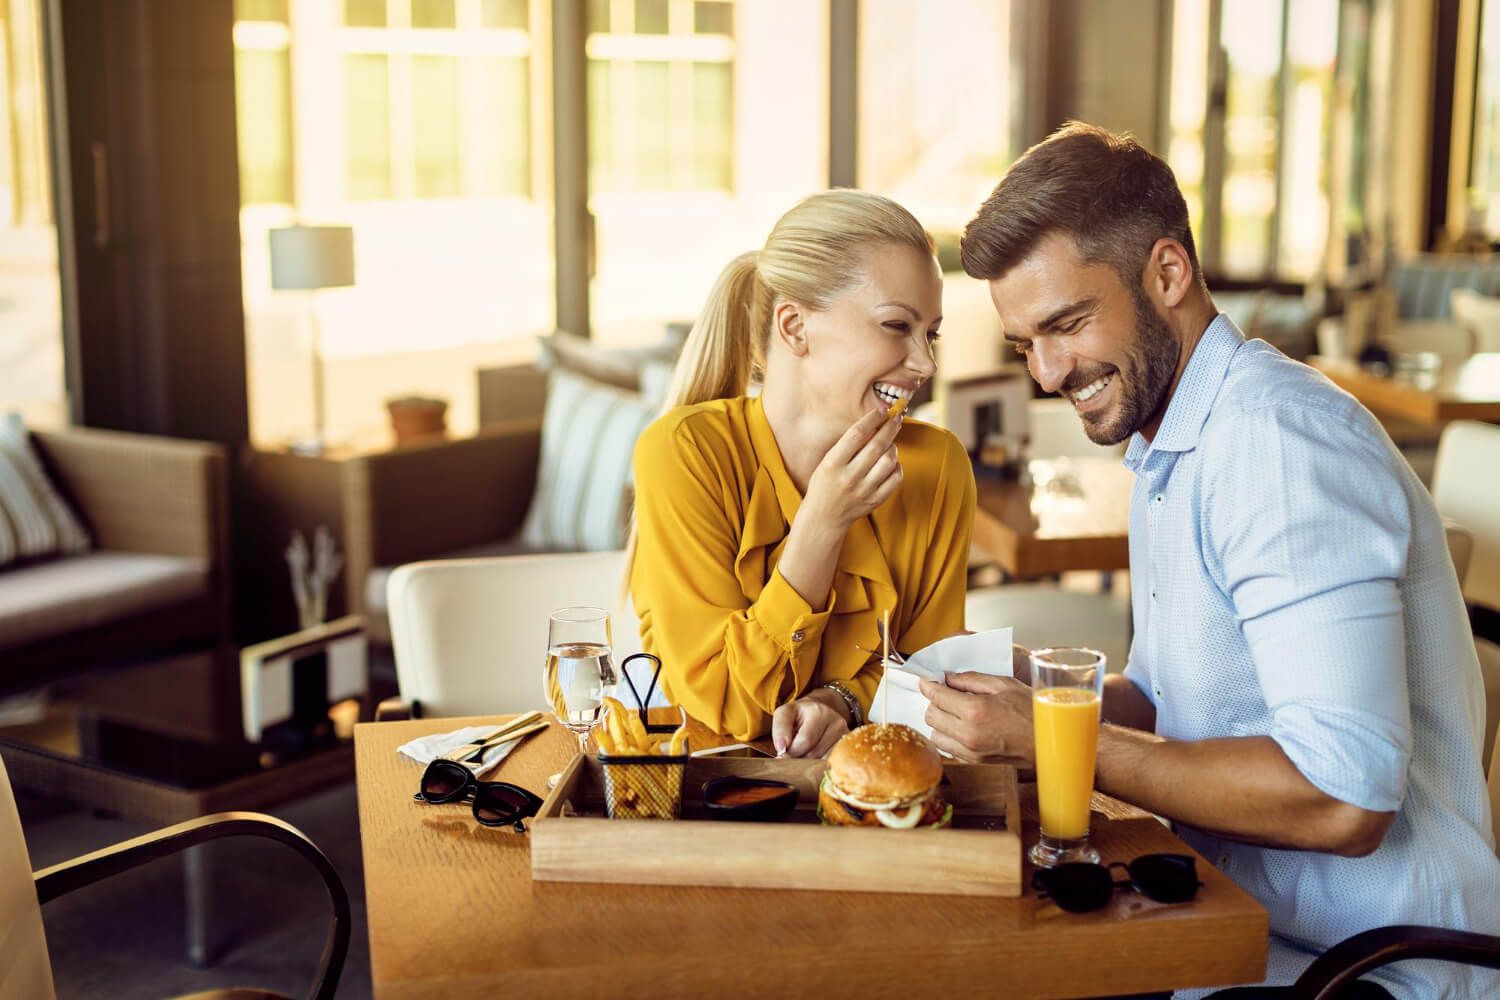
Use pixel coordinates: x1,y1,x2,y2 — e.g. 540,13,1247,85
630,190,975,757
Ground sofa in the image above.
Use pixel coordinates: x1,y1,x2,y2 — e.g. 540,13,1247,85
0,427,231,694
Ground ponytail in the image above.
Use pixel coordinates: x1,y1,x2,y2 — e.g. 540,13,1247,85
662,252,767,411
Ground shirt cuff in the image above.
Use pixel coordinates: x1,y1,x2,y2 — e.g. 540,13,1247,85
750,568,836,692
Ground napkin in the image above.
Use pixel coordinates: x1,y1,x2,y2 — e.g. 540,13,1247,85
867,627,1014,738
397,724,529,777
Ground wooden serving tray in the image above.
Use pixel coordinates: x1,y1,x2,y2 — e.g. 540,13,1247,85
530,754,1021,897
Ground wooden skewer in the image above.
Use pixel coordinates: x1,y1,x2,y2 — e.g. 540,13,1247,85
882,608,891,725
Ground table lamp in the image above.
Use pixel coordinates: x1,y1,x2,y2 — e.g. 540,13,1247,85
269,224,356,454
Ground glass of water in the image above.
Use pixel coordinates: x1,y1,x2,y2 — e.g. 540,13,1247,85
543,607,617,754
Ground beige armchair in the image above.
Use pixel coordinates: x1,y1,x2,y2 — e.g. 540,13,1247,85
1,427,230,694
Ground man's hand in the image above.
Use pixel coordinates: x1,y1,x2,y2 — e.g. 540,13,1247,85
920,671,1035,764
772,691,850,758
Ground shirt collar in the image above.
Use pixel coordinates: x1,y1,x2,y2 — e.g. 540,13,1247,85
1124,312,1244,467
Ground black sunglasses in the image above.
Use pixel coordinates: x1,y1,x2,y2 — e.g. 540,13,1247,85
414,759,544,832
1032,853,1201,913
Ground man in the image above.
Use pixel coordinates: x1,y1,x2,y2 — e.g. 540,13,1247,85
928,122,1500,998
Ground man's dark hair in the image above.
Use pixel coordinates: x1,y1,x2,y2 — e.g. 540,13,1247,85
960,122,1202,291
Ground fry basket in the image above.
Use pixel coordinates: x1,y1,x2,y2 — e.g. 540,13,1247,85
598,659,688,819
597,748,688,819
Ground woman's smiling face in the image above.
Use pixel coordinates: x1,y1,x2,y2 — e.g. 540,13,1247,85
794,242,943,433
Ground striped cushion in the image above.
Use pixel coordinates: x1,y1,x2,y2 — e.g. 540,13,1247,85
520,370,656,551
0,414,91,567
1391,254,1500,320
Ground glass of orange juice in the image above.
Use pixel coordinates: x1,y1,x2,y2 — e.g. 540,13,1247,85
1029,647,1106,868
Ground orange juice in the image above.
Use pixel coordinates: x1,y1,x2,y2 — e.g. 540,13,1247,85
1033,687,1101,839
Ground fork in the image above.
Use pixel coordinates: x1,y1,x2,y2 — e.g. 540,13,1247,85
439,711,544,762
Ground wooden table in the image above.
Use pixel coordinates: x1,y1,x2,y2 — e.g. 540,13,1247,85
355,714,1267,998
972,457,1133,579
1310,353,1500,427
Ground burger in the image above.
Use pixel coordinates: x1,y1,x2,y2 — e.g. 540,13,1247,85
817,723,952,829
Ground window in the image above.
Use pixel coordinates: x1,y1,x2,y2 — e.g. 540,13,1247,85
1168,0,1211,242
0,0,66,427
855,0,1015,345
339,1,531,201
1472,0,1500,234
1167,0,1339,282
586,0,830,345
234,0,553,448
586,0,734,193
234,1,294,206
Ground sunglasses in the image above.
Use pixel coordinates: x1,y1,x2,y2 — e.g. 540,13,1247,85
414,759,544,831
1032,853,1201,913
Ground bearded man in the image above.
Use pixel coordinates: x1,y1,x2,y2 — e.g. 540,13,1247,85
926,122,1500,999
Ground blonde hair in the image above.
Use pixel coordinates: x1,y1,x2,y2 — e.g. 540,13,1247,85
624,190,934,603
662,189,936,410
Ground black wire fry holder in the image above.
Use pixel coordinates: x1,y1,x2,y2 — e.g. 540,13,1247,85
598,652,687,819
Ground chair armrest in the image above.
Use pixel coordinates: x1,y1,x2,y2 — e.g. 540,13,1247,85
339,420,542,615
32,427,229,562
34,811,349,1000
375,695,414,721
1292,925,1500,999
477,362,548,426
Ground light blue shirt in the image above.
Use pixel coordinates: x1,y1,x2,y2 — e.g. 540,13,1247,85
1123,315,1500,998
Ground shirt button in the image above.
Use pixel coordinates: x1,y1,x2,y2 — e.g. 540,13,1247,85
1153,687,1163,699
1154,494,1164,504
791,630,805,642
1150,589,1157,600
1218,854,1230,868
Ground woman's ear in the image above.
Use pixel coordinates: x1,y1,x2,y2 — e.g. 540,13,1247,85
774,301,810,357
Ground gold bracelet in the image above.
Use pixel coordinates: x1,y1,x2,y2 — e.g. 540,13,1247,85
821,680,864,728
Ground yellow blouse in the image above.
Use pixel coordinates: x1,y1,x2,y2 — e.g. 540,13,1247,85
630,396,976,740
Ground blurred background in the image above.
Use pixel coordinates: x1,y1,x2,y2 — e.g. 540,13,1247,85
3,0,1486,448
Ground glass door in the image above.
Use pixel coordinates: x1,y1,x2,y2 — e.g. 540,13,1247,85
0,0,67,426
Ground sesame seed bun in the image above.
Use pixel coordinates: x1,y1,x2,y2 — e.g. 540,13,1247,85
824,723,942,803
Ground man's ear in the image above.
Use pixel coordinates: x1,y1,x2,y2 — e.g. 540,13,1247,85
1147,237,1196,309
774,301,809,356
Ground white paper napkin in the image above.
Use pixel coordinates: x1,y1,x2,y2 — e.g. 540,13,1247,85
868,627,1014,738
397,724,529,776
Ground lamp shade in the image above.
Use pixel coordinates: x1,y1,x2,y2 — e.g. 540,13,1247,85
269,225,356,290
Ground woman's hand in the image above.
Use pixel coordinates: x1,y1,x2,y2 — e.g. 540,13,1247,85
771,689,850,758
801,406,904,533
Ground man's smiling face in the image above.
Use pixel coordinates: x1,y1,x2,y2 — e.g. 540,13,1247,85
989,233,1180,445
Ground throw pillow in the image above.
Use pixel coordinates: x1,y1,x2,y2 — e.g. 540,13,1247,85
519,369,658,551
1451,287,1500,353
0,414,91,567
536,329,683,393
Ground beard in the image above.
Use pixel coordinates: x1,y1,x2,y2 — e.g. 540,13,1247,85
1063,287,1179,446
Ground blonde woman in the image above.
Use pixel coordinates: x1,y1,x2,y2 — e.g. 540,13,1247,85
629,191,976,757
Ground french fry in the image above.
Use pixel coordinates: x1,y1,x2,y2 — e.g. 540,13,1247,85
602,696,631,749
596,728,617,756
622,704,652,752
668,724,689,756
885,394,910,420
